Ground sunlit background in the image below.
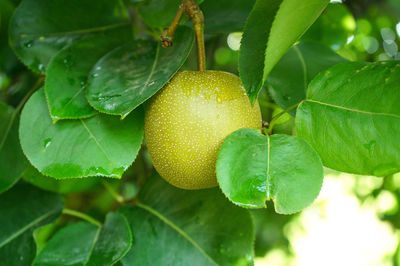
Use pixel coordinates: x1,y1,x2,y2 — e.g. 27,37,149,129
204,0,400,265
254,172,400,266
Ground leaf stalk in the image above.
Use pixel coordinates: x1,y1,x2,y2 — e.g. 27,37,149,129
267,102,300,135
62,208,102,227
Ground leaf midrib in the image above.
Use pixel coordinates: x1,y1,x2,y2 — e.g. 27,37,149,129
293,45,307,89
0,209,59,247
83,225,101,265
266,135,271,200
80,119,115,166
136,202,218,265
0,110,16,153
138,44,160,95
18,22,129,39
305,99,400,119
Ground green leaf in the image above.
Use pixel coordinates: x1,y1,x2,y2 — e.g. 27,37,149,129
22,164,100,194
296,61,400,177
137,0,202,29
0,0,14,43
119,174,254,265
266,41,346,115
34,222,98,266
216,129,323,214
239,0,329,103
0,183,63,266
34,212,132,266
87,213,132,266
9,0,129,72
138,0,181,28
0,102,26,194
201,0,256,33
45,27,133,121
0,0,15,72
87,26,194,118
251,209,292,257
19,89,144,178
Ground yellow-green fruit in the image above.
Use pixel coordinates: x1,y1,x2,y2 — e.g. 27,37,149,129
145,71,262,189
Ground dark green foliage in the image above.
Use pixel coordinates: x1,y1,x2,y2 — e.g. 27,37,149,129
119,174,254,265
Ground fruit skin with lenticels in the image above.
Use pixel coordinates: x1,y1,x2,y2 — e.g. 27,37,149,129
144,70,262,190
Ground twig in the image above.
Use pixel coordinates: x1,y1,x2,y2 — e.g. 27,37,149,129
160,0,206,71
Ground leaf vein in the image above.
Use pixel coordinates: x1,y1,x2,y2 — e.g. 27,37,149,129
139,44,160,95
0,210,58,247
19,22,129,39
305,99,400,119
293,45,307,89
136,202,218,265
84,226,101,265
266,135,271,200
80,119,114,165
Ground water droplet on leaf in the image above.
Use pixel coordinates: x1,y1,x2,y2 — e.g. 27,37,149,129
44,138,52,149
24,40,33,48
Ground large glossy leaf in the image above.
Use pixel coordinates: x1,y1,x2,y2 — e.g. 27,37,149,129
34,212,132,266
9,0,128,72
19,89,144,178
239,0,329,103
266,41,346,115
87,26,194,118
201,0,255,33
22,164,100,194
45,27,133,121
216,129,323,214
119,174,254,265
0,103,26,193
296,61,400,176
0,183,63,266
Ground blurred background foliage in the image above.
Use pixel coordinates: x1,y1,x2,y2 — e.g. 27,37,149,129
1,0,400,265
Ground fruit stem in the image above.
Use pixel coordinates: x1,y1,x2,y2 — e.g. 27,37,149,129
161,0,206,71
62,208,102,227
267,102,300,135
